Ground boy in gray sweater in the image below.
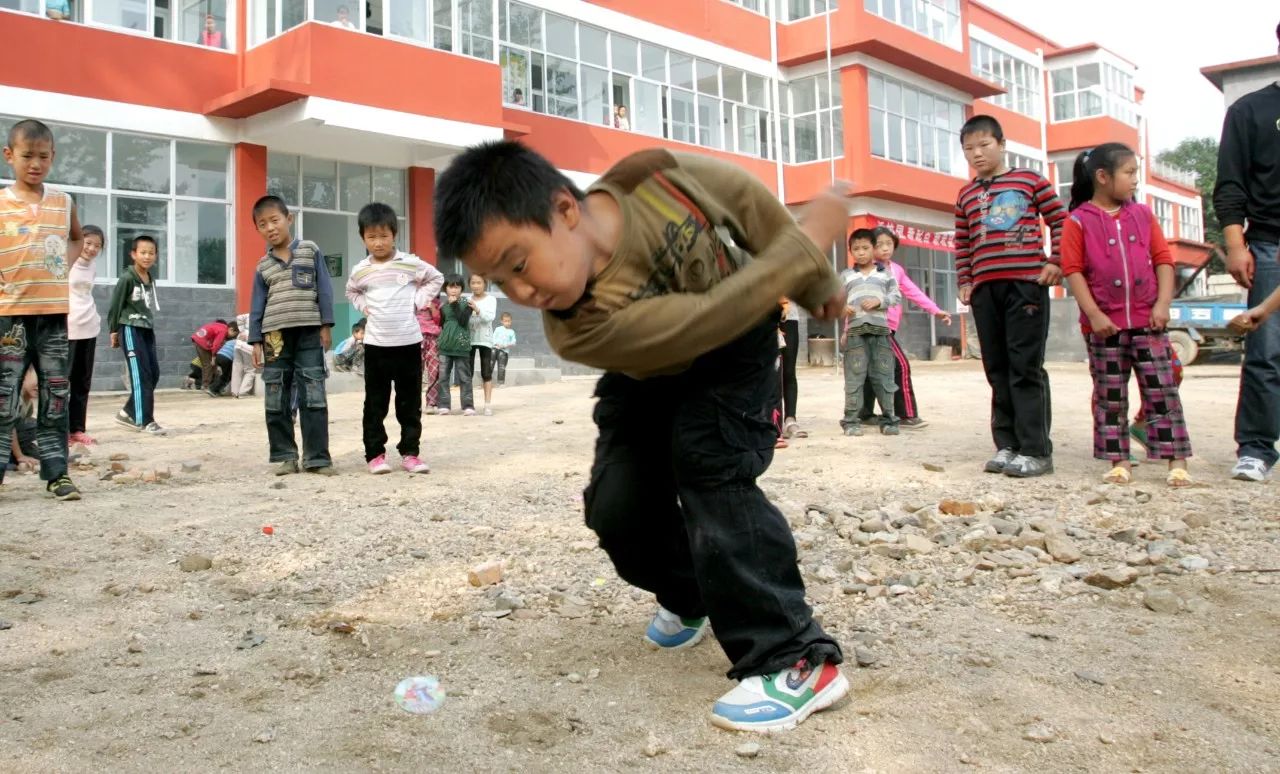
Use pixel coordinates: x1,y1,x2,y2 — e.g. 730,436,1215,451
839,228,901,436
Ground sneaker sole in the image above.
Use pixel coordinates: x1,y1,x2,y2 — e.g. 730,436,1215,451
983,462,1007,474
644,621,710,652
710,671,850,734
115,417,140,431
1231,471,1267,482
370,467,392,475
47,489,82,501
1005,465,1054,478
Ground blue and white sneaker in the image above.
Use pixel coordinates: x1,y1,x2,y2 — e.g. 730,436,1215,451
643,606,709,650
711,660,848,733
1232,456,1273,482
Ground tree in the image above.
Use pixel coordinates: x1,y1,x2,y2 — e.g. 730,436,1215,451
1156,137,1222,272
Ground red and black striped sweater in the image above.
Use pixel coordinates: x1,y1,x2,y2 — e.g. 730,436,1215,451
953,169,1068,290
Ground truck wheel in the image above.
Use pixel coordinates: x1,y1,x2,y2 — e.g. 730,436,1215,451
1168,330,1199,365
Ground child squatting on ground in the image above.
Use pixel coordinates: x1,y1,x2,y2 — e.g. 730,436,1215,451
955,114,1067,479
247,195,336,476
839,228,902,437
1062,142,1193,487
345,202,443,475
434,140,850,733
0,119,85,500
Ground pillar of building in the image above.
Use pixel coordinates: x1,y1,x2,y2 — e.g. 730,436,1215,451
408,166,436,264
234,142,268,313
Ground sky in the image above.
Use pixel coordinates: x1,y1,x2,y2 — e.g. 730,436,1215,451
979,0,1278,154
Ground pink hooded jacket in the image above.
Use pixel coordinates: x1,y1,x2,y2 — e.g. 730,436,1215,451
885,261,942,331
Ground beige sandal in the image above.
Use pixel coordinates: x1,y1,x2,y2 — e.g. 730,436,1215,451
1167,468,1193,488
1103,466,1132,485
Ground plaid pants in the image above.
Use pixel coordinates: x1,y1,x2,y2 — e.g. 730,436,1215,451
1086,329,1191,461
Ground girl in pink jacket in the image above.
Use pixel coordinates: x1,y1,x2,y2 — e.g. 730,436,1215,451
858,227,952,428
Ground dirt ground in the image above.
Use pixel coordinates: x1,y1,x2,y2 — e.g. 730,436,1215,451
1,360,1277,773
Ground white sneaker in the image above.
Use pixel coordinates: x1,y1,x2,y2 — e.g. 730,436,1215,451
710,660,848,733
142,422,167,436
463,408,476,416
1231,456,1272,482
483,406,493,416
436,407,451,415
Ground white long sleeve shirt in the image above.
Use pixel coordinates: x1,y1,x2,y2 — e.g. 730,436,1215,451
467,293,498,348
345,252,444,347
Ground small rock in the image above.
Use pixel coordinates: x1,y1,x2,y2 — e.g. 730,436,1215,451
236,631,266,650
990,517,1019,536
155,468,171,481
1179,556,1209,572
429,512,448,522
939,499,977,516
179,555,213,573
142,470,158,484
126,634,145,653
871,545,908,560
735,741,761,759
12,592,42,605
643,732,668,758
270,481,286,490
902,534,935,555
855,647,879,667
409,549,429,560
921,462,945,473
180,460,203,473
254,728,275,744
1074,670,1108,686
494,591,525,611
1143,589,1182,614
1182,512,1211,529
110,461,126,473
109,452,129,461
814,565,840,583
1044,534,1082,564
0,620,12,631
1083,567,1138,590
1160,520,1189,534
567,672,583,683
1098,733,1115,745
1022,723,1058,743
859,518,888,534
468,560,504,587
1109,528,1140,545
888,584,911,596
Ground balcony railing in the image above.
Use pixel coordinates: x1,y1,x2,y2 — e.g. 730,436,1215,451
1150,160,1198,188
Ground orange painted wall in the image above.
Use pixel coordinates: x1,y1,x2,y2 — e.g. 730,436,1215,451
234,143,268,312
408,167,436,264
975,103,1041,149
858,157,966,213
1045,116,1139,155
510,109,780,194
3,12,237,113
583,0,770,59
243,24,503,128
968,2,1052,53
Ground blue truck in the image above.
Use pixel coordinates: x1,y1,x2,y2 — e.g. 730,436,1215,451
1168,295,1246,364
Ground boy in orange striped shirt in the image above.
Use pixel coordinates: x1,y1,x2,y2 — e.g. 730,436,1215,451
0,119,85,501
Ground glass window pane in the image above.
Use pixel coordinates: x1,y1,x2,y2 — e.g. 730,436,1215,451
93,0,150,31
434,0,453,50
696,60,719,96
582,65,611,126
45,124,108,189
174,201,228,285
266,152,300,206
745,74,768,108
869,74,884,108
372,167,405,213
114,196,168,280
794,114,818,163
579,24,607,66
884,80,902,114
302,157,338,210
904,118,918,164
887,115,903,160
611,34,638,74
791,79,817,114
389,0,429,41
736,105,759,156
340,163,372,212
668,88,695,143
1080,90,1102,117
1053,94,1075,120
670,53,694,89
546,56,578,118
68,193,111,279
641,44,666,80
869,108,886,157
113,134,170,194
1050,68,1074,93
903,88,918,120
545,13,575,56
697,95,722,148
501,46,531,105
175,142,228,199
634,80,663,137
723,67,745,103
1077,63,1100,89
508,1,540,47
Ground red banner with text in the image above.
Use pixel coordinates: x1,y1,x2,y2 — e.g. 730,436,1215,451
867,216,956,253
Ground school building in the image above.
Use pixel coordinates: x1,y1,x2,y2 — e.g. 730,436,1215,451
0,0,1210,384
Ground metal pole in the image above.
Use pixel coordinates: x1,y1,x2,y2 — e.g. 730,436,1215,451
825,4,840,368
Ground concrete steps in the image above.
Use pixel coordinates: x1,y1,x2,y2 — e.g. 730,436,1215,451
501,356,562,387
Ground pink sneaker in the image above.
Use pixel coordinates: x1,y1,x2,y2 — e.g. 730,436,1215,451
462,408,476,416
367,454,392,475
68,432,97,446
402,455,430,474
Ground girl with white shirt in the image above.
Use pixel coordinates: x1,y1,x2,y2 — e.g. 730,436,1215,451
68,225,104,445
467,274,498,415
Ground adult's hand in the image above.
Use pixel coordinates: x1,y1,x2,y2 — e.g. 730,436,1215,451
1226,244,1255,290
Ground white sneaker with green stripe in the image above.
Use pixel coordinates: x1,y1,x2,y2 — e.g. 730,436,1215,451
643,606,709,650
711,660,848,733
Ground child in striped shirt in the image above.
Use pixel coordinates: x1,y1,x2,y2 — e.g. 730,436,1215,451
345,203,444,474
838,229,901,437
955,115,1067,479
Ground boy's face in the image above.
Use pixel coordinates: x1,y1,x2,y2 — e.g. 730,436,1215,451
362,224,396,260
961,131,1005,177
3,137,54,187
254,205,294,247
501,315,512,328
463,191,595,311
873,234,895,263
850,239,874,266
445,283,463,301
132,241,157,271
353,328,365,342
82,234,103,259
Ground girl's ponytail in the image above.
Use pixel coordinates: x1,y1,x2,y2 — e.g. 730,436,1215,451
1068,150,1094,211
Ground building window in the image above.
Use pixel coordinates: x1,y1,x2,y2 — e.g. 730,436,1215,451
723,0,766,13
1178,204,1203,242
1006,152,1044,174
498,1,775,160
458,0,493,59
786,0,835,22
1049,61,1137,126
864,0,959,48
1053,159,1073,202
0,115,232,287
970,39,1040,118
250,0,461,52
7,0,237,49
1152,197,1174,235
868,72,965,175
781,75,842,163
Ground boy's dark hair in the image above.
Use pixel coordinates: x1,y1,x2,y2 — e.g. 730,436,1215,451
434,140,585,260
871,226,900,250
352,318,367,332
500,311,512,319
6,119,53,148
357,202,398,236
960,114,1004,144
82,224,105,241
443,273,465,289
227,320,240,334
1068,142,1136,211
252,195,290,220
847,228,876,250
131,234,157,252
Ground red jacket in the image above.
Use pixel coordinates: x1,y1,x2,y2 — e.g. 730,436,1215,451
192,321,230,353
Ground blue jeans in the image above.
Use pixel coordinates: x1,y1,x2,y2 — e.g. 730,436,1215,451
1236,240,1280,466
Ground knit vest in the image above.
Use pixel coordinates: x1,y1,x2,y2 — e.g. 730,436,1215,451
257,241,323,334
